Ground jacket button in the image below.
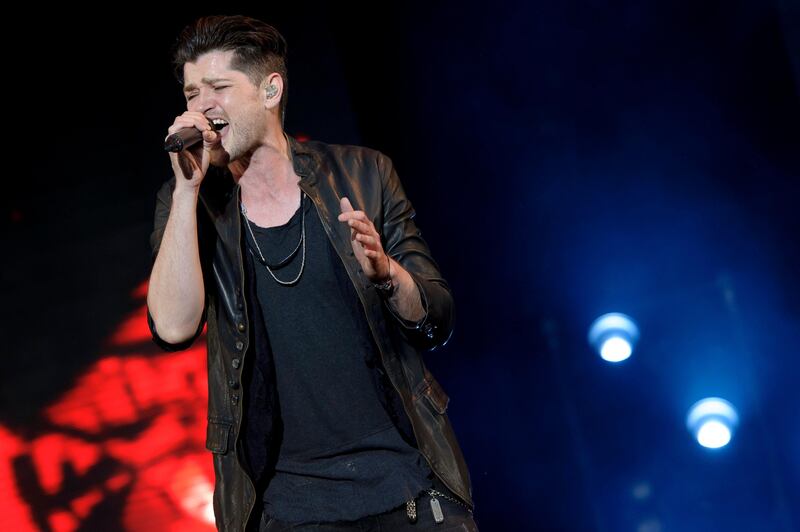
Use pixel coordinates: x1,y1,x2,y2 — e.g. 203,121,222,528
235,341,244,351
231,394,239,405
237,322,246,332
235,286,241,295
228,379,240,389
232,358,241,369
237,302,244,310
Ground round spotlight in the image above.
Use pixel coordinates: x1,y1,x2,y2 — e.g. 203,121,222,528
686,397,739,449
600,337,632,362
588,313,639,363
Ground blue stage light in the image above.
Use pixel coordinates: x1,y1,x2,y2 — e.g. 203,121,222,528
588,313,639,363
686,397,739,449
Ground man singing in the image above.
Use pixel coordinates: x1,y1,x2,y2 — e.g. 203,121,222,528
146,15,477,531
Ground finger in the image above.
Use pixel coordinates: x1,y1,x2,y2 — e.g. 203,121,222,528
168,116,209,131
182,111,210,120
340,196,354,215
200,135,218,171
202,128,220,147
338,210,370,224
167,119,196,137
347,219,373,235
181,111,213,128
356,233,378,248
167,116,212,136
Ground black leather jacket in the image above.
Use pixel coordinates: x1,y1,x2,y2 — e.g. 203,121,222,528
147,136,473,531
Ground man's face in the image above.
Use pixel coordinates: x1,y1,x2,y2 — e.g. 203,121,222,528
182,50,269,162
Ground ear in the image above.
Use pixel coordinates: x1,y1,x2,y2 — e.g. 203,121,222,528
262,72,284,110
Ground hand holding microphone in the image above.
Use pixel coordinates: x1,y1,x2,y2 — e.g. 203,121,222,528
164,112,225,185
165,117,227,152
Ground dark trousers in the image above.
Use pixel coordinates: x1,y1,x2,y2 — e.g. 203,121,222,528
259,477,478,532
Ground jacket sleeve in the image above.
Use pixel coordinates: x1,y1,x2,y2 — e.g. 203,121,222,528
377,152,455,351
146,178,208,352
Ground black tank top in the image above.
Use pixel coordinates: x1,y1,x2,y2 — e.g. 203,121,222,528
243,194,431,523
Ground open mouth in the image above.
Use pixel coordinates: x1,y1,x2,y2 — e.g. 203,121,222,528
210,118,230,137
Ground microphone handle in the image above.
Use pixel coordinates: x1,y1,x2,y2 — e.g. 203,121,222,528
164,120,222,152
164,128,203,152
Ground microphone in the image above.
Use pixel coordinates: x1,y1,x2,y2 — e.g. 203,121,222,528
164,121,225,152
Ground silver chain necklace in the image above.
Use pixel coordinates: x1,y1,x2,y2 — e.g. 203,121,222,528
241,192,306,286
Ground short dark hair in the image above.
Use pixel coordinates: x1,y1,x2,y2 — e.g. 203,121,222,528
172,15,289,120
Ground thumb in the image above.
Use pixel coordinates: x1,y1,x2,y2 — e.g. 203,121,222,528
200,130,220,171
340,196,354,213
202,128,220,148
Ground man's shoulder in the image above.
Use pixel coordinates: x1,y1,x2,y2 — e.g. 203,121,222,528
299,138,388,168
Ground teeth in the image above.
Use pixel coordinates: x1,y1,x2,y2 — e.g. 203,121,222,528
210,118,229,131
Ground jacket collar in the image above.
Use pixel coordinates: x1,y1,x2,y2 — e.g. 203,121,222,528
286,133,320,185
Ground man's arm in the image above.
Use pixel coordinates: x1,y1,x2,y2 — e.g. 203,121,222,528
338,196,426,325
377,152,455,351
383,256,425,323
146,112,221,349
146,180,207,348
337,152,454,351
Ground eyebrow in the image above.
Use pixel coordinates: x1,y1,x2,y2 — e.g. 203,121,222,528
183,78,232,93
